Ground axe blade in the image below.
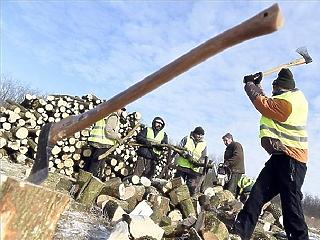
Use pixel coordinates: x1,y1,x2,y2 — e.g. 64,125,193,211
296,46,313,64
26,123,53,184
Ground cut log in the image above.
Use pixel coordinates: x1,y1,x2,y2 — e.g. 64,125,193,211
102,200,127,223
169,184,190,206
148,194,170,224
179,198,196,218
100,177,125,199
78,176,105,206
0,176,70,240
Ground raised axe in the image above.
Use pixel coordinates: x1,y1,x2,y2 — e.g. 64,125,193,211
262,46,313,77
27,4,284,184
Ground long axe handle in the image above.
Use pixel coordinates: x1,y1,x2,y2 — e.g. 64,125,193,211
46,4,283,145
262,57,306,77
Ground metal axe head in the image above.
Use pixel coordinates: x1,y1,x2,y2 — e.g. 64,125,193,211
26,123,53,184
296,47,313,64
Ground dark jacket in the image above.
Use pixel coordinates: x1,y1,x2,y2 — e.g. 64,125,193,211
224,141,245,174
136,117,168,160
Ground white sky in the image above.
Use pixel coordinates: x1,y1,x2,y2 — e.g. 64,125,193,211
1,1,319,197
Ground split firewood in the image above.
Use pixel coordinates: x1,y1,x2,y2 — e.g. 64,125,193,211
0,176,70,240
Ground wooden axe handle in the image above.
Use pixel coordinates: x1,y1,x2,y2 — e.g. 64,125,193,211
262,57,306,77
48,4,283,144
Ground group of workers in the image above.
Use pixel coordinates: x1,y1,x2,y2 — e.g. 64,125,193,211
84,68,309,240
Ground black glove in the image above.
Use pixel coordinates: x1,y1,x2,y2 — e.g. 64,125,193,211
145,141,152,147
253,72,263,84
154,145,162,151
243,72,263,84
243,74,255,84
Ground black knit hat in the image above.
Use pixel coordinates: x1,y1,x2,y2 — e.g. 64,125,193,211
272,68,295,90
193,126,205,135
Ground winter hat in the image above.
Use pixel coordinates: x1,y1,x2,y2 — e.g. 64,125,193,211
193,126,205,135
272,68,295,89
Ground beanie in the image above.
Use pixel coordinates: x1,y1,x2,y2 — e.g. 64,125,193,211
272,68,295,90
193,126,205,135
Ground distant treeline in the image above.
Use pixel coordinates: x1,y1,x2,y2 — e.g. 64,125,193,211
0,74,44,106
302,193,320,219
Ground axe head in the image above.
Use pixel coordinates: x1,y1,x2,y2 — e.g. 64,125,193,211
26,123,53,184
296,47,313,64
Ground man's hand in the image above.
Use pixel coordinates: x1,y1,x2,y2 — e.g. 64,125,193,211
181,151,192,159
253,72,262,84
243,72,263,84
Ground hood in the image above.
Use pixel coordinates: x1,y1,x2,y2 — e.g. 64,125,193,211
152,117,165,130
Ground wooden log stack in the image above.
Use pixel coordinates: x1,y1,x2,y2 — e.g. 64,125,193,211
0,93,175,181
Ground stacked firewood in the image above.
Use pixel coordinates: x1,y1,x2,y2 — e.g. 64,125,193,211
0,94,174,180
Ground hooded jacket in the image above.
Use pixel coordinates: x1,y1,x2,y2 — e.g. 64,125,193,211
136,117,168,160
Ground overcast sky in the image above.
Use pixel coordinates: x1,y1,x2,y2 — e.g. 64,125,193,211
1,1,319,196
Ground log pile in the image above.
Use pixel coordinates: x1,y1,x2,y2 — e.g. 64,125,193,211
68,173,288,240
0,93,175,181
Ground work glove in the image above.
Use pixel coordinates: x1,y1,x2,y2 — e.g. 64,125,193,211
243,72,263,84
181,151,192,159
253,72,263,84
145,141,152,147
154,145,163,151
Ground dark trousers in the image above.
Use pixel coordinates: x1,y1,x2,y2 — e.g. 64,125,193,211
235,154,308,240
84,147,107,178
133,156,155,178
175,168,202,195
225,172,242,196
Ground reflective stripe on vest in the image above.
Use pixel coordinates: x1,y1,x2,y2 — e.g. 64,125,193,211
176,136,207,172
146,127,165,155
88,113,119,146
259,90,308,149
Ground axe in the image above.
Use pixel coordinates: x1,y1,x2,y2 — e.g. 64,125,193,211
262,46,313,77
27,4,284,184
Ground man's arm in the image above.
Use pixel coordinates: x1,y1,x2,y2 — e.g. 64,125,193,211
161,132,168,144
244,82,292,122
136,128,150,145
104,115,121,141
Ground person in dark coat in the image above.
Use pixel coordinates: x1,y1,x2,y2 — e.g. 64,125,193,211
222,133,245,196
133,117,168,178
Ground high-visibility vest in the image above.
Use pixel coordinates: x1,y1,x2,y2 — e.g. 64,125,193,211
238,175,254,194
176,136,207,172
146,127,165,155
88,113,119,146
260,90,308,149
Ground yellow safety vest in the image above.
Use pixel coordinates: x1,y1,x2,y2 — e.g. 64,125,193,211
260,90,308,149
238,176,254,194
88,113,119,146
146,127,165,155
176,136,207,172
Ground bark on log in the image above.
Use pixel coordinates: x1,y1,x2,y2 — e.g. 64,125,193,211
0,176,70,240
78,176,105,206
169,184,191,206
179,198,196,218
